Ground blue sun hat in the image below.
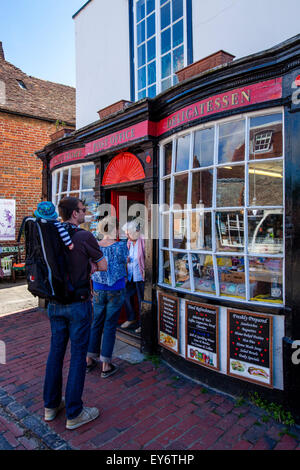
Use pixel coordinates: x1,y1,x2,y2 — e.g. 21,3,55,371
34,201,58,220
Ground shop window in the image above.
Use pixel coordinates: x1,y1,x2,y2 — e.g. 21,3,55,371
52,163,96,234
249,113,282,160
216,165,245,207
249,160,283,207
191,169,213,208
173,211,188,249
189,211,212,250
175,134,190,172
159,110,284,306
193,127,214,168
173,173,188,206
218,120,245,164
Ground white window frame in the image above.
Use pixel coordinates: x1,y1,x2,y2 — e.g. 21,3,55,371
158,107,285,307
133,0,187,100
51,162,95,213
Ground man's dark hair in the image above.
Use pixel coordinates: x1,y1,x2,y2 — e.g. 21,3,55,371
58,197,82,221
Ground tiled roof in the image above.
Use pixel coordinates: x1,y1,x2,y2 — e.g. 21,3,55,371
0,47,75,125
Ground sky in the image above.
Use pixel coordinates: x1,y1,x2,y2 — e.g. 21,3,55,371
0,0,86,87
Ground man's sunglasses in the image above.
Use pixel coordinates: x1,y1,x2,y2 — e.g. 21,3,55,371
76,207,86,213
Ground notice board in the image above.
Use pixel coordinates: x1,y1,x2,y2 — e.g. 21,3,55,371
185,301,219,370
158,292,179,354
227,309,273,387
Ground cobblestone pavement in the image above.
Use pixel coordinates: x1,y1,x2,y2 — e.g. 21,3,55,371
0,307,300,451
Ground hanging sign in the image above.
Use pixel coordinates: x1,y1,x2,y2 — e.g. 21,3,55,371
185,301,219,370
158,292,179,353
0,199,15,241
227,309,273,387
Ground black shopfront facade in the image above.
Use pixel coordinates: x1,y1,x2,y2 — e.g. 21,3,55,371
37,35,300,419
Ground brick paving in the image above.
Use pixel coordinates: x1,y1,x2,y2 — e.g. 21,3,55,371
0,308,300,451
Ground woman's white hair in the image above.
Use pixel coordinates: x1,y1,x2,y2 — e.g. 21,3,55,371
122,219,140,239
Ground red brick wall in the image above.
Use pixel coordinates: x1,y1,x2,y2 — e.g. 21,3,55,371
0,112,58,248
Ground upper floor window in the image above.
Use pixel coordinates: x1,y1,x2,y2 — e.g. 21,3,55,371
134,0,187,100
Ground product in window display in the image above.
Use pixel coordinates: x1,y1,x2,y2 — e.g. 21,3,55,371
217,256,246,299
249,257,283,303
163,251,171,284
174,253,190,289
193,254,216,294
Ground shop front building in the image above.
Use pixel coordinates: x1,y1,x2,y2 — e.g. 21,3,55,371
37,35,300,417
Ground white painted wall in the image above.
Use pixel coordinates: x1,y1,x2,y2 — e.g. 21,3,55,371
192,0,300,62
74,0,300,130
74,0,131,129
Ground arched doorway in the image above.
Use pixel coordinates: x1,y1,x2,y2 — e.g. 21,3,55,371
102,152,146,346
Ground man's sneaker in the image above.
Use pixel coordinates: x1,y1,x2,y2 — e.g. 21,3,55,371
44,398,65,421
120,320,136,329
66,407,100,430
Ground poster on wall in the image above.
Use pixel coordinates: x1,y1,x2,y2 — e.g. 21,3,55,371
227,309,273,387
0,199,15,241
158,292,179,354
185,301,219,370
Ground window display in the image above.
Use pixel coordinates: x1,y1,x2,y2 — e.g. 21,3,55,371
159,110,284,305
52,163,97,234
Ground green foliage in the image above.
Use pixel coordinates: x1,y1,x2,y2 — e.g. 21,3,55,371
55,119,66,130
144,354,161,368
249,392,295,426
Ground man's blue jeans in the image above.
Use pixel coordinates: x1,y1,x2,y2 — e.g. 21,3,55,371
87,288,125,363
43,300,92,420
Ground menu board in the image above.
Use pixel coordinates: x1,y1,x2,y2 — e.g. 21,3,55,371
158,293,179,353
227,309,273,387
185,302,219,370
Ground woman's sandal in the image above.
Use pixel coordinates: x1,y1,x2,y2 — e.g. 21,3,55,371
101,364,119,378
86,359,97,373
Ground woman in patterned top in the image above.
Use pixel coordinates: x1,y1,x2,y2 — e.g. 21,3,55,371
86,216,128,378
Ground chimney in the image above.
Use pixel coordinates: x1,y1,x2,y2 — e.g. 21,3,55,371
0,42,4,60
97,99,132,120
176,50,235,83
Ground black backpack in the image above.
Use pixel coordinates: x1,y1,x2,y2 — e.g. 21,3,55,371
22,217,90,304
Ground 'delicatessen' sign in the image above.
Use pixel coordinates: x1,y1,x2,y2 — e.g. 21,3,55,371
158,292,179,354
227,309,273,387
185,301,219,371
50,77,282,170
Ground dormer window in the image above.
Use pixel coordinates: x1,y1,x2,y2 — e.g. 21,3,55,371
254,130,273,153
17,79,27,90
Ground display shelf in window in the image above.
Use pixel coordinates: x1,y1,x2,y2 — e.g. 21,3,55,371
216,211,244,252
249,257,283,304
217,255,246,299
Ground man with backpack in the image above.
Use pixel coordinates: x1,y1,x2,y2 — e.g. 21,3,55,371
42,197,107,430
